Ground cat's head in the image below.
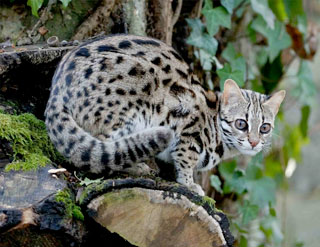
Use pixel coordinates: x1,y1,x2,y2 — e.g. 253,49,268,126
219,79,285,156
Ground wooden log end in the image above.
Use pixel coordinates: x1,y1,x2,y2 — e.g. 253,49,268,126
81,178,234,247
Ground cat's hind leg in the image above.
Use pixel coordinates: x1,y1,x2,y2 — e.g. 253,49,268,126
95,126,174,176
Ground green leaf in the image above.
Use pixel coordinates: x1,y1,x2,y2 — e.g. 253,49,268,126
283,0,304,24
248,177,276,208
186,18,218,55
222,43,247,83
268,0,288,21
217,63,245,90
222,42,237,61
246,163,263,180
202,6,232,36
260,215,283,243
27,0,43,17
60,0,72,8
251,16,291,62
260,54,283,94
291,61,316,106
239,235,248,247
227,169,248,194
219,160,237,180
240,200,259,225
210,175,223,193
251,0,275,29
219,161,248,194
256,47,269,67
199,49,213,70
221,0,235,13
300,105,310,138
269,207,277,217
203,0,213,11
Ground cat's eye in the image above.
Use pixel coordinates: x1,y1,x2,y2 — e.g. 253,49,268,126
260,123,271,134
235,119,248,131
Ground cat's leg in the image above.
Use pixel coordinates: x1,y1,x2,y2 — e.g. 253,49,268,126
171,146,205,196
97,126,174,176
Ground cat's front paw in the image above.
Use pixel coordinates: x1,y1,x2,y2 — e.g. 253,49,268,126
188,183,205,196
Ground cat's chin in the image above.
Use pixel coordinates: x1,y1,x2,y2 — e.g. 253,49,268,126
239,149,260,156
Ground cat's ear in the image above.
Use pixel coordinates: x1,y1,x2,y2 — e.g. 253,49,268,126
222,79,245,105
263,90,286,115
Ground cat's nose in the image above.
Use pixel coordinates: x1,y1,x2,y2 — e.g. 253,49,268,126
249,139,259,148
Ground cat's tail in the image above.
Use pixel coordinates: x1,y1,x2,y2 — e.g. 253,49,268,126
45,106,173,174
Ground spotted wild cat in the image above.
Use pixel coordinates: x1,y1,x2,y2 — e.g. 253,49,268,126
45,35,285,195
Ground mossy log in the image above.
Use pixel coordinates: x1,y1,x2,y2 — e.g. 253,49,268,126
79,178,234,247
0,165,86,247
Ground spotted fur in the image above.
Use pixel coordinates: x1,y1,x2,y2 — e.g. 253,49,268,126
45,35,285,195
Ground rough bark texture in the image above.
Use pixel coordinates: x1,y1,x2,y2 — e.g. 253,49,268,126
0,165,86,247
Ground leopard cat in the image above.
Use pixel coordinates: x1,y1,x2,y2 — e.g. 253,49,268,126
45,34,285,195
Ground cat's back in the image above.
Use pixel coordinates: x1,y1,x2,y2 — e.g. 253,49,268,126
46,35,204,137
52,34,191,93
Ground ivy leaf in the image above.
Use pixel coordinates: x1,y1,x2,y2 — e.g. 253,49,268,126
210,175,223,193
27,0,43,17
186,18,218,55
239,200,259,225
222,42,237,61
217,63,245,90
291,60,316,106
222,43,247,83
300,105,310,138
202,6,231,36
195,49,214,71
250,0,275,29
203,0,213,11
247,177,276,208
221,0,235,14
60,0,72,8
251,16,291,62
226,169,248,194
219,160,236,180
256,47,269,67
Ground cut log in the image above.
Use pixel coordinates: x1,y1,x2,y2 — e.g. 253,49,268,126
0,165,86,247
79,178,234,247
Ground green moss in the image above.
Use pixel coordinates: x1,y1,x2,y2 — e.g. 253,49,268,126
0,112,63,171
78,180,109,205
202,196,216,209
195,195,216,211
103,189,137,205
55,188,84,221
